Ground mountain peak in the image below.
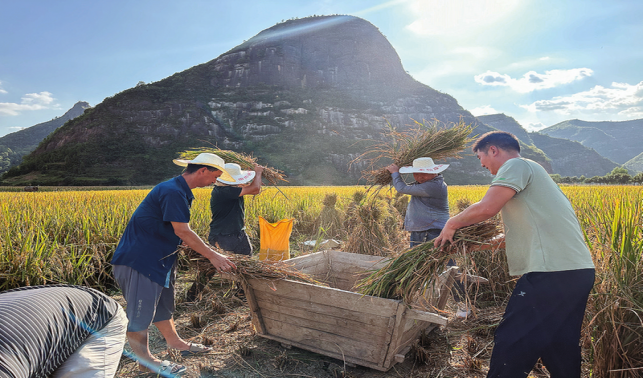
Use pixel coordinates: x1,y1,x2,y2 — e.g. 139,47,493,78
4,16,480,186
211,15,415,91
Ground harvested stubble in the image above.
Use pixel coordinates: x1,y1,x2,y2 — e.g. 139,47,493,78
355,220,501,305
179,245,324,287
178,147,287,185
359,119,475,186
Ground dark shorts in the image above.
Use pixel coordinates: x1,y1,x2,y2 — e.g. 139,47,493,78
112,264,176,332
209,231,252,256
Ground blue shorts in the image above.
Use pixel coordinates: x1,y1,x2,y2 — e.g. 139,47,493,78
112,264,176,332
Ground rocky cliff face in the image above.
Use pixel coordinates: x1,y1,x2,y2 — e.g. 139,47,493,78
5,16,494,186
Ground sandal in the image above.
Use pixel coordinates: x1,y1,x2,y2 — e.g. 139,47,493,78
157,360,187,377
180,342,212,356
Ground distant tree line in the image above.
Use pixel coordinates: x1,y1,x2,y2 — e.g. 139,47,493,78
550,167,643,185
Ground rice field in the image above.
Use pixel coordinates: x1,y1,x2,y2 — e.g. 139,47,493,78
1,184,641,376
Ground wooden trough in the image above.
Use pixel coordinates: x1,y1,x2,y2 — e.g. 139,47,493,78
241,250,449,371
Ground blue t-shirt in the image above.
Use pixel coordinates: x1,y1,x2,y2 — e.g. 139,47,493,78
111,176,193,287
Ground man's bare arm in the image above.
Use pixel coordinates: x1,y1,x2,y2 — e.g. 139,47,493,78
171,222,236,272
434,186,516,248
239,165,264,196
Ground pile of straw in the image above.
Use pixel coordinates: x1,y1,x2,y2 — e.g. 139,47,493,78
314,193,344,239
342,192,406,257
178,147,287,185
355,219,501,305
358,119,475,186
179,245,323,286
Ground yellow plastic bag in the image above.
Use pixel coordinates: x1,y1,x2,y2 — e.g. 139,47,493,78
258,217,294,261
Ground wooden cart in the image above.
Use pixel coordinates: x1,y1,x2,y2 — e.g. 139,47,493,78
241,250,449,371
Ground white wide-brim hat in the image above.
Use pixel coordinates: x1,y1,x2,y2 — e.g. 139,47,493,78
399,157,449,174
173,153,236,183
217,163,256,185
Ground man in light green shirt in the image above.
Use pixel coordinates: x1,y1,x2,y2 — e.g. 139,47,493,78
435,131,595,378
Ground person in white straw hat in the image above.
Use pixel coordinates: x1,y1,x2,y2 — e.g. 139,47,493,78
387,157,470,318
386,157,450,244
209,163,264,256
111,152,236,376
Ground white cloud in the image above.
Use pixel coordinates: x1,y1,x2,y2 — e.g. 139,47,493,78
525,122,547,131
521,81,643,119
0,91,56,116
474,68,593,93
0,81,7,94
470,105,499,116
406,0,521,36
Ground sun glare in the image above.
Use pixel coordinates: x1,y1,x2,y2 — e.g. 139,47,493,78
406,0,522,36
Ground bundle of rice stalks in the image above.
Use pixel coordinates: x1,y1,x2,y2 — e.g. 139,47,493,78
178,147,287,185
355,219,501,305
343,194,406,256
358,119,475,186
314,193,344,239
392,192,409,219
179,245,323,286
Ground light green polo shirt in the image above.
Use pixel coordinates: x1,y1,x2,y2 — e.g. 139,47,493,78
491,158,595,276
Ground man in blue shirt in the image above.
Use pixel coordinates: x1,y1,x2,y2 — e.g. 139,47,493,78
112,153,236,376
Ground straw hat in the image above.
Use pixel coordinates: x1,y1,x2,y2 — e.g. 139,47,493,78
217,163,256,185
399,157,449,174
173,153,236,183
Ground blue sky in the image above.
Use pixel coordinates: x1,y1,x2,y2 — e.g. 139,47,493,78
1,0,642,137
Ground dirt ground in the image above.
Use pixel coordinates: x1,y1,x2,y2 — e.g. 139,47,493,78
113,275,556,378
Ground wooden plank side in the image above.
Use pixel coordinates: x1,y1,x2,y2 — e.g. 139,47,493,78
327,252,389,273
284,252,328,274
260,307,389,346
240,281,266,334
394,317,439,357
257,299,390,341
406,308,448,326
247,277,399,317
262,318,383,365
327,251,389,267
381,302,407,369
255,333,390,372
322,275,354,291
252,290,391,328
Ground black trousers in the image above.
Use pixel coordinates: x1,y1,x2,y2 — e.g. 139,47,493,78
487,268,595,378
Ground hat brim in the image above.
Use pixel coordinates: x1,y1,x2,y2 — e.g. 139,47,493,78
399,164,449,174
173,159,236,183
217,171,256,185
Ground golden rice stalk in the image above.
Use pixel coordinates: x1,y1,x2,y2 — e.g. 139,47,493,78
179,245,323,286
358,119,475,186
178,147,287,185
355,220,501,304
